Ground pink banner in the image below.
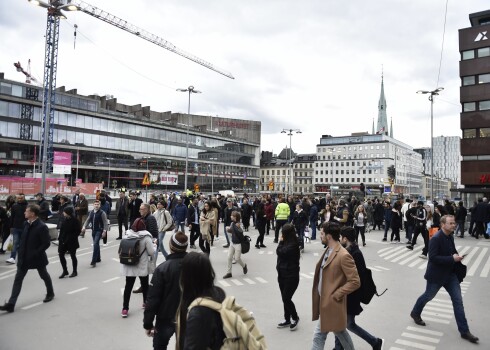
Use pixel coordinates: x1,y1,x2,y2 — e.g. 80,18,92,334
0,177,102,196
54,151,72,165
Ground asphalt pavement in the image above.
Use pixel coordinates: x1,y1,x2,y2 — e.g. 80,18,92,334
0,224,487,350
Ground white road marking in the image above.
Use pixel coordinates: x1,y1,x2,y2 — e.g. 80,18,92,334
406,326,443,336
368,267,382,272
300,273,312,279
418,261,428,270
467,247,487,276
374,265,390,270
422,311,452,319
67,287,89,295
379,246,406,258
424,306,453,314
21,302,43,310
103,277,120,283
243,278,256,285
395,339,435,350
112,258,119,262
377,246,394,253
431,298,452,304
255,277,267,283
480,255,490,278
400,332,440,344
218,280,231,287
230,279,243,286
419,316,450,324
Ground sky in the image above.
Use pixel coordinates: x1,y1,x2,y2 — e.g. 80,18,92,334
0,0,488,155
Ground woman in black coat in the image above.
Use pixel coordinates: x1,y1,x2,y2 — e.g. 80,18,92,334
373,200,385,231
58,207,80,278
276,223,300,330
240,198,252,232
255,201,267,249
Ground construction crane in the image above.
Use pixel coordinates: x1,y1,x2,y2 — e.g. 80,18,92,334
28,0,234,194
13,60,40,141
14,59,41,85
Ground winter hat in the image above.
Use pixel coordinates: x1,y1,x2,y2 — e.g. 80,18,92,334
131,218,146,232
169,231,188,253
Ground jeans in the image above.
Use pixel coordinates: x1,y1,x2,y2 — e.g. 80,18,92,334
334,314,377,349
455,221,465,236
158,231,169,258
310,219,317,239
91,229,102,264
406,224,414,241
383,221,390,239
174,222,186,233
412,274,469,334
222,222,231,245
278,274,299,321
9,266,54,306
311,320,355,350
153,322,175,350
10,228,23,259
123,275,149,310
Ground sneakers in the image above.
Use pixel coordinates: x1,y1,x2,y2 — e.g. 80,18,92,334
222,244,230,248
133,286,143,293
410,311,426,326
255,244,260,249
43,294,55,303
243,264,248,275
381,238,387,242
277,320,291,328
121,309,128,318
419,254,427,259
290,318,300,331
273,240,278,243
373,338,384,350
260,244,267,248
0,302,14,313
0,249,5,254
103,243,107,247
232,259,237,264
223,273,232,279
406,245,414,250
116,237,122,240
461,332,479,343
6,257,15,264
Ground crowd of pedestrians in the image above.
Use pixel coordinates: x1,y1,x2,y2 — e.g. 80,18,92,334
0,190,486,348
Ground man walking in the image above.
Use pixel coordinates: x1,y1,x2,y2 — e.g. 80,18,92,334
143,231,188,349
6,194,28,264
410,215,479,344
406,201,429,258
81,200,108,267
171,197,187,233
0,204,54,313
311,222,360,350
222,198,237,248
187,197,200,249
35,193,51,222
116,190,129,240
74,193,88,230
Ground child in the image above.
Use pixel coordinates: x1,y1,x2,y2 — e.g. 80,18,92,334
222,211,248,279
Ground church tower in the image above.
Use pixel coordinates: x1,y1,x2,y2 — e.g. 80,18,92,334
376,73,389,135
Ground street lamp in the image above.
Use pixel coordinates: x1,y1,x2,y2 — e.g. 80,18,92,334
177,86,201,193
417,87,443,202
281,128,301,195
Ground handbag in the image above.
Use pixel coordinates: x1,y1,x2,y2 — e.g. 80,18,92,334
241,235,251,254
164,210,175,231
454,261,467,283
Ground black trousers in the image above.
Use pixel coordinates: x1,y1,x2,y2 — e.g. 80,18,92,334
189,223,200,246
275,220,288,241
123,275,149,310
278,274,299,321
59,248,78,273
256,225,265,246
153,322,175,350
411,225,428,255
355,226,366,244
118,215,128,239
9,266,54,306
199,235,210,255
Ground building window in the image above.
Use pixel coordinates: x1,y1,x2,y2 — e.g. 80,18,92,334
463,102,476,112
480,128,490,138
479,73,490,84
477,47,490,58
462,50,475,60
463,76,475,86
480,100,490,111
463,129,476,138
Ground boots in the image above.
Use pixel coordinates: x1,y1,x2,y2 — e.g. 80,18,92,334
69,271,78,278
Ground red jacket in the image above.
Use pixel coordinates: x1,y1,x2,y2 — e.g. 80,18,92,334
265,202,274,220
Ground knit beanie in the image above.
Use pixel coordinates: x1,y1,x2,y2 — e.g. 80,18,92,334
169,231,188,253
131,218,146,232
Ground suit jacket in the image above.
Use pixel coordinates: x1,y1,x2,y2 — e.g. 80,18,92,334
425,230,458,285
312,241,360,332
17,219,51,269
116,197,130,218
75,198,89,216
187,205,200,225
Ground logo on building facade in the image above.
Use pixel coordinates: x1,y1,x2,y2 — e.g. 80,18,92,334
474,31,488,42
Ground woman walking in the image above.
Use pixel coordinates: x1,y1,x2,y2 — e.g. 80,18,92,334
120,218,155,318
354,205,367,246
255,201,267,249
176,252,226,349
199,201,215,255
223,211,248,279
390,202,402,243
241,198,252,232
58,207,80,278
276,223,301,331
154,201,173,259
210,199,220,246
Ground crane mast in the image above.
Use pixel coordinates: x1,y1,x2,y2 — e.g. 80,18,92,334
32,0,234,194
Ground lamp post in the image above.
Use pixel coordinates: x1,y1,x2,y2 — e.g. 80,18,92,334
417,87,443,202
281,128,301,195
177,86,201,193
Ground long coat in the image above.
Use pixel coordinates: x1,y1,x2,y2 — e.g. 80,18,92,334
312,241,360,332
199,210,215,241
58,216,80,253
17,219,51,270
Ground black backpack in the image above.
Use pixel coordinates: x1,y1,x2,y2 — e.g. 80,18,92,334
241,235,251,254
118,237,146,265
360,267,387,304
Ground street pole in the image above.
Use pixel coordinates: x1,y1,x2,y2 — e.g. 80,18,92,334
177,86,201,193
107,158,111,192
417,87,443,202
281,128,301,196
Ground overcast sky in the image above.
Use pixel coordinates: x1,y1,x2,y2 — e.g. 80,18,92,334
0,0,487,155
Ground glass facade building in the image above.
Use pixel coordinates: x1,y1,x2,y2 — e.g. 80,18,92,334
0,73,261,193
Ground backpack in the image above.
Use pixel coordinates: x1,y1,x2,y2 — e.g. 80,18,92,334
360,267,387,304
241,235,251,254
118,237,146,265
188,296,267,350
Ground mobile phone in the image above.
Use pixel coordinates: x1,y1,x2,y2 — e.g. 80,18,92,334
461,254,467,258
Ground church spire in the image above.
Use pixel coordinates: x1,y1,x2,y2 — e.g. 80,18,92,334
372,118,375,134
376,69,388,135
390,116,393,138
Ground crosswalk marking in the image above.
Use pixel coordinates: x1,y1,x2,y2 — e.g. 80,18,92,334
67,287,89,295
230,279,243,286
300,273,312,279
103,277,120,283
374,265,390,270
21,302,43,310
379,246,406,258
368,266,383,272
218,280,231,287
243,278,256,285
255,277,268,283
480,255,490,278
400,332,440,344
420,316,450,324
422,311,452,319
467,247,487,276
424,305,453,314
395,339,435,350
406,326,443,336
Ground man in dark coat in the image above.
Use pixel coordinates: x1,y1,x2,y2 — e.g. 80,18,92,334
0,204,54,313
74,193,89,230
6,194,28,264
128,192,143,228
472,198,489,239
336,227,384,350
116,191,130,240
35,193,51,222
410,215,479,344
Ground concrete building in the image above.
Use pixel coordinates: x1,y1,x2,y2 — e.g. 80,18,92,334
459,10,490,201
0,73,260,194
433,136,461,185
259,150,293,193
293,154,315,195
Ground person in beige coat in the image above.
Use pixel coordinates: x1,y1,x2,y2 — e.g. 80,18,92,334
311,222,360,350
199,201,215,255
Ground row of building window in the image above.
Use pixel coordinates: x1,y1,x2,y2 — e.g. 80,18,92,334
462,46,490,60
462,73,490,86
316,161,382,167
316,169,378,175
317,145,386,153
463,128,490,138
463,100,490,112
